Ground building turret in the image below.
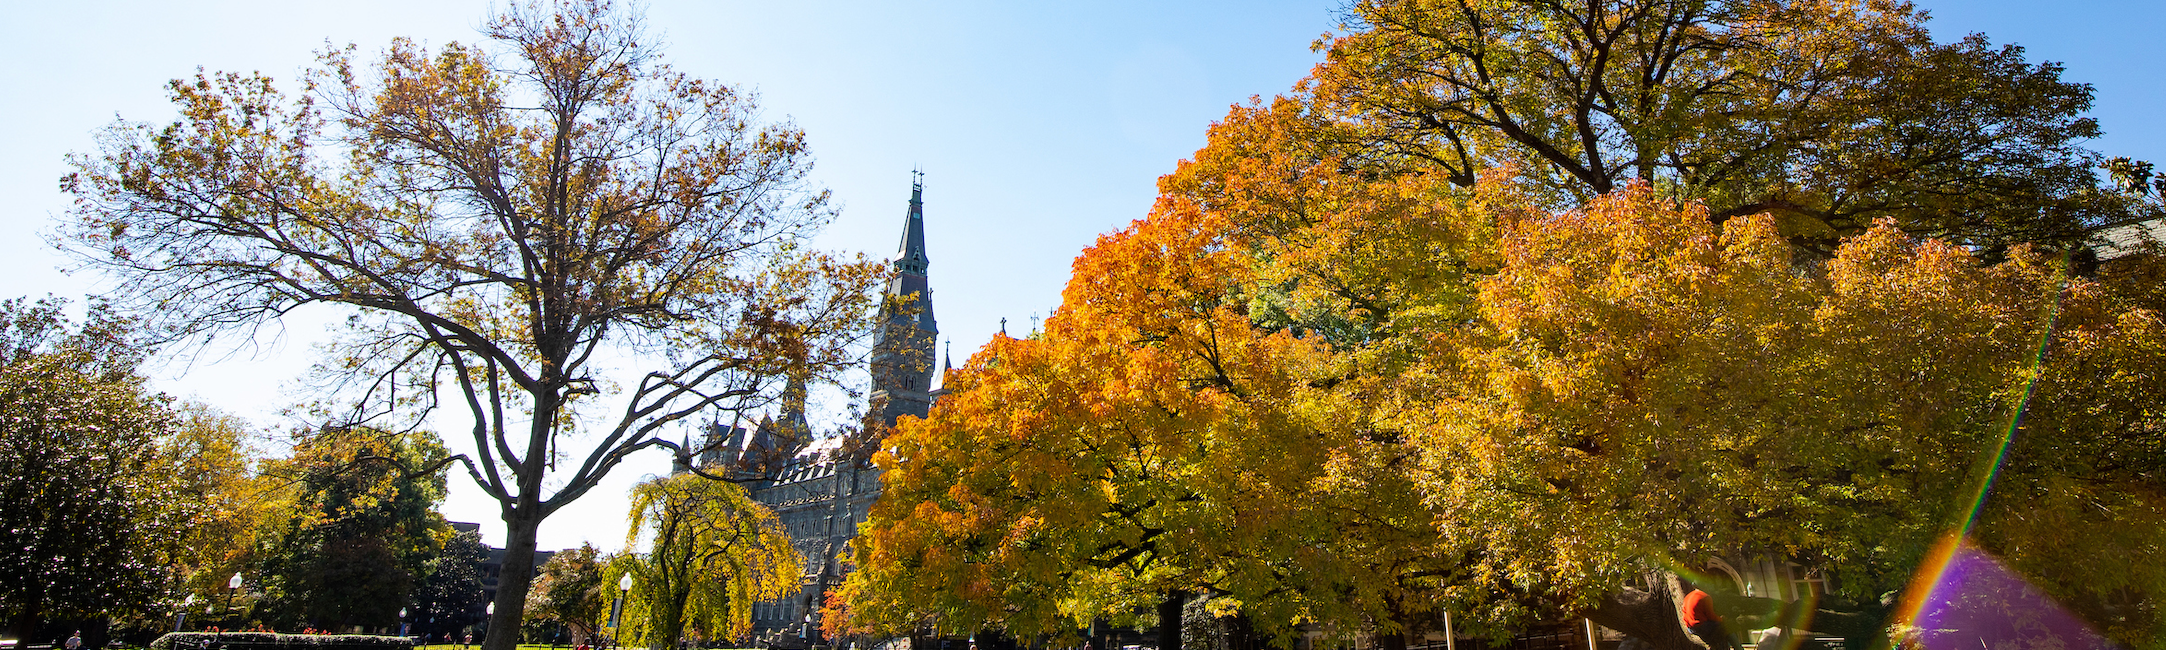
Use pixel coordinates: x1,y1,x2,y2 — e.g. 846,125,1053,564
869,174,939,426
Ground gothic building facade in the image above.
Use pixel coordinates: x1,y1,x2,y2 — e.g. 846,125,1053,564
683,177,944,642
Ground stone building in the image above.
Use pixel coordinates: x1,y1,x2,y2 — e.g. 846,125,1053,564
684,176,945,642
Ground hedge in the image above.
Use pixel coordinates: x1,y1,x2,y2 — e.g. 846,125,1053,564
148,633,415,650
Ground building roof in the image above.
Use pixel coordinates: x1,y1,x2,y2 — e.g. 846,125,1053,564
2093,219,2165,260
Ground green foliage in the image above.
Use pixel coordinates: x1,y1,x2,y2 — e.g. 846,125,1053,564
617,474,798,649
149,632,416,650
525,544,608,645
411,529,490,639
253,427,452,631
0,297,187,641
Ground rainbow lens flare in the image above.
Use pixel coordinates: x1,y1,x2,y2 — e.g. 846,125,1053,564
1889,256,2111,650
1894,537,2113,650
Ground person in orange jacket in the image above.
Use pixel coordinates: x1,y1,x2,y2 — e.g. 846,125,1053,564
1680,578,1736,650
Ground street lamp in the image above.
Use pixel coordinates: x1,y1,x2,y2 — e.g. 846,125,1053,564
400,608,409,638
224,572,243,625
608,574,633,631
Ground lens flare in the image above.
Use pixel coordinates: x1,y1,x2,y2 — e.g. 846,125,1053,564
1894,539,2113,650
1889,256,2109,650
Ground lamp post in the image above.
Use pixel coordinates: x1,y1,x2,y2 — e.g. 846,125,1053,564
608,574,632,633
176,594,195,632
400,607,410,639
224,572,243,626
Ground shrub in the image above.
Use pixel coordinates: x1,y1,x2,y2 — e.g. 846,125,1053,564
147,633,415,650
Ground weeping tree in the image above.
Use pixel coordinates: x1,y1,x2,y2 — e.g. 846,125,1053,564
622,474,798,650
56,2,886,649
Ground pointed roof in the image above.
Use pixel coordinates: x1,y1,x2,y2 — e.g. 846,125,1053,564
895,172,929,277
781,371,809,437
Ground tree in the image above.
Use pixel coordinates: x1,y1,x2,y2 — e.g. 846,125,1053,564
128,403,281,639
57,1,887,648
1312,0,2148,251
252,426,451,631
835,101,1497,647
621,473,798,649
0,298,185,644
527,544,609,646
413,528,490,640
840,81,2166,650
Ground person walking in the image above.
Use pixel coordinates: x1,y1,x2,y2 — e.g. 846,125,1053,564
1680,579,1736,650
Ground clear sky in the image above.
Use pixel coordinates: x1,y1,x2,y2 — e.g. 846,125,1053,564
2,0,2160,552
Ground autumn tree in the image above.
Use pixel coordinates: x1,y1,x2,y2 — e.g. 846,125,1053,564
841,59,2166,650
159,405,276,601
835,98,1503,649
252,426,451,631
57,1,886,648
528,544,610,645
1313,0,2150,251
125,404,283,639
621,473,798,649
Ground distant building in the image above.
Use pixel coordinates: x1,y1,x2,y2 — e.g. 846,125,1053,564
450,521,558,627
680,176,947,642
2092,218,2164,263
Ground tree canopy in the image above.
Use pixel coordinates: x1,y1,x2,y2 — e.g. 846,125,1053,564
833,3,2166,645
253,426,451,631
57,1,887,648
0,298,185,644
1313,0,2154,251
412,528,490,640
527,544,610,646
619,473,798,649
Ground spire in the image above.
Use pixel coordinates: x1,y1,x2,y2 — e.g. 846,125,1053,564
895,170,929,277
672,431,693,475
782,371,809,438
944,339,953,372
869,172,941,426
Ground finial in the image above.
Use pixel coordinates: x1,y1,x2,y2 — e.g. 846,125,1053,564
1030,313,1040,334
912,168,924,188
1000,317,1007,335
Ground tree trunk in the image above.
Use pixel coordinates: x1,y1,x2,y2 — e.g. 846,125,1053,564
1377,593,1412,650
484,508,544,650
1156,591,1183,650
1223,612,1256,650
9,586,45,648
1582,573,1704,650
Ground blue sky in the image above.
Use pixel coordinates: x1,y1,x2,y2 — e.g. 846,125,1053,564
1,0,2159,550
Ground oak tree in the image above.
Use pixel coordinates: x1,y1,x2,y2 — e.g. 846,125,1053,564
1313,0,2149,251
57,1,886,648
